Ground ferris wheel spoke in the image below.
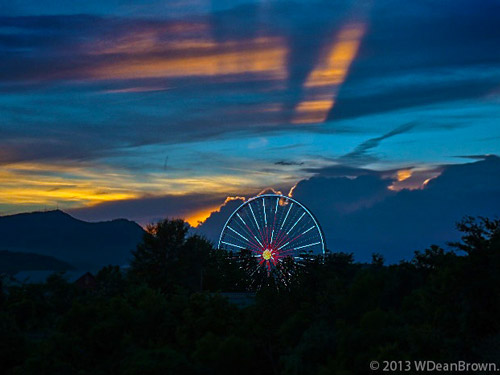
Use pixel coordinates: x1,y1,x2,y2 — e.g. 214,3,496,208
256,234,265,248
273,204,298,248
244,223,265,249
269,197,280,246
227,225,249,242
236,218,264,250
236,213,248,226
286,212,305,235
272,231,287,250
248,203,260,230
280,202,293,230
226,226,261,251
284,225,316,248
278,207,301,246
277,241,290,250
280,241,321,253
222,239,261,255
227,214,259,251
277,249,297,256
263,198,267,226
248,202,267,247
220,241,247,250
273,226,291,249
236,212,263,249
276,232,292,250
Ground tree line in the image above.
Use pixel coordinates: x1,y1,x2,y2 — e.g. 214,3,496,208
1,216,499,374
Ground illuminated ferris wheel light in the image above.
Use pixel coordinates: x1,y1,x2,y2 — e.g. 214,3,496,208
218,194,326,275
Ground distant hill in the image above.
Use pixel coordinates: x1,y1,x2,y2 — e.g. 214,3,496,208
0,210,145,270
0,250,74,275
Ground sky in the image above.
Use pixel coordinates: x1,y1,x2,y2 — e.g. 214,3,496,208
1,0,500,237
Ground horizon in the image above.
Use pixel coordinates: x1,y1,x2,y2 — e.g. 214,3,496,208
3,152,500,264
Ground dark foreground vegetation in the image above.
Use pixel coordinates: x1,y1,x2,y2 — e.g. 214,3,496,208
1,216,500,374
0,251,74,275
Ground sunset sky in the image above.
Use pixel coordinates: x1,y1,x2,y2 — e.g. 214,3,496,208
1,0,500,227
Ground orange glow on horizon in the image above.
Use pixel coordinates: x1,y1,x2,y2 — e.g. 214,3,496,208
0,162,139,209
184,205,221,227
0,161,258,216
184,195,246,227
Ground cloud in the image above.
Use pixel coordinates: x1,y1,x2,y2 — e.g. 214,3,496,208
328,0,500,120
195,196,246,244
292,22,367,124
68,192,231,227
196,156,500,262
339,122,416,165
274,160,304,166
1,0,499,168
292,174,395,215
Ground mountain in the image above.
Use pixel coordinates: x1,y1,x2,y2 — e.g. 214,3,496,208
0,210,145,270
0,250,74,275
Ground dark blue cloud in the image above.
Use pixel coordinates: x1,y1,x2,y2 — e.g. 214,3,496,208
339,123,416,165
329,0,500,120
197,156,500,262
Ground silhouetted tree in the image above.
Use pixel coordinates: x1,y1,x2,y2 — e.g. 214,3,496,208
129,219,189,290
449,216,500,254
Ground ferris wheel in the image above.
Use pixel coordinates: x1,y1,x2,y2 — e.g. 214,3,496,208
218,194,325,272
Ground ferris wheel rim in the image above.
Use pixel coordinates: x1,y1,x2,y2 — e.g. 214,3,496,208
217,193,326,254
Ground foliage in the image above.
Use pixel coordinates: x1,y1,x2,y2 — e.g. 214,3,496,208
1,216,500,374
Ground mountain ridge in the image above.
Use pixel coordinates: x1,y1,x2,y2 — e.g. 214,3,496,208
0,210,145,271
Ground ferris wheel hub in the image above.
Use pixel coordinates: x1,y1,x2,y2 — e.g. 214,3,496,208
262,249,273,260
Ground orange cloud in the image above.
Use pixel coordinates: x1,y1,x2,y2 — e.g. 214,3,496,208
389,169,442,191
258,187,283,195
288,182,298,197
0,162,139,212
293,23,366,124
304,25,366,89
292,99,336,124
184,205,222,227
396,169,413,182
90,37,287,81
0,160,255,215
